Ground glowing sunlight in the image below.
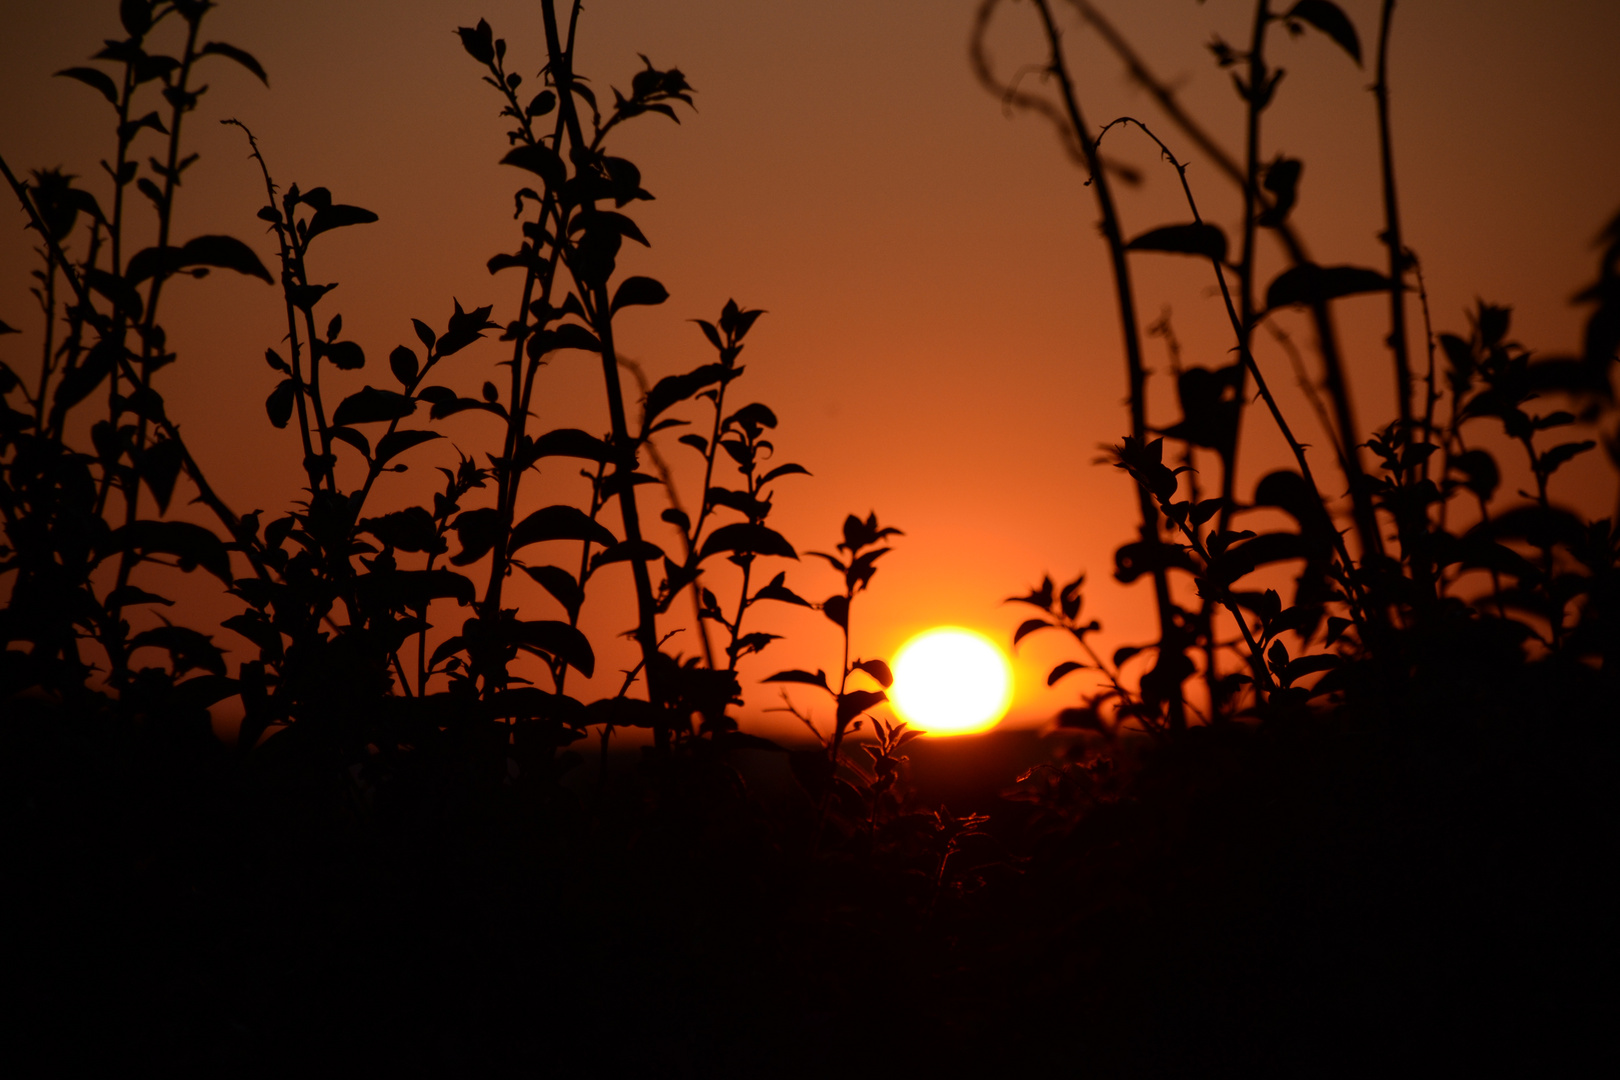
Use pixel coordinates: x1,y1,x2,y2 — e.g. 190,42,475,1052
889,627,1012,735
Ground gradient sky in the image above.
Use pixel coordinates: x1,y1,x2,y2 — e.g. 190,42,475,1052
4,1,1617,734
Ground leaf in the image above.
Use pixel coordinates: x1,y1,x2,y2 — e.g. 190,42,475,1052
610,275,669,315
389,345,419,386
305,203,379,243
1125,222,1228,261
322,340,365,370
521,564,584,620
412,318,436,351
117,519,232,583
362,506,439,552
1536,440,1596,478
753,572,812,608
375,429,441,465
1259,157,1303,227
697,522,798,562
200,41,270,85
590,539,666,571
139,437,183,513
1048,661,1087,686
450,506,502,566
355,568,477,608
128,625,226,677
851,658,894,688
1013,618,1051,646
762,668,832,693
332,386,415,426
644,363,724,426
575,209,649,247
1324,616,1353,647
514,620,595,678
180,234,273,282
264,377,295,429
501,143,565,191
456,19,495,65
837,689,887,726
120,0,153,37
586,696,663,729
761,462,811,485
531,427,612,463
1208,531,1308,585
1287,0,1362,66
822,594,849,630
105,585,172,608
1265,263,1390,311
56,67,119,105
509,504,617,553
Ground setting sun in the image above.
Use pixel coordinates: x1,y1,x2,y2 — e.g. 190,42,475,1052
889,628,1012,736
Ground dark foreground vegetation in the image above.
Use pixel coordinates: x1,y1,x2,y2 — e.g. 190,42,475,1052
4,1,1615,1074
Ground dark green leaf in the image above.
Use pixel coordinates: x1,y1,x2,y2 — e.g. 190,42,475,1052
139,437,183,512
332,386,415,426
1287,0,1362,65
501,143,565,191
753,571,812,608
837,689,887,726
1125,222,1228,261
200,41,269,85
56,66,119,104
305,203,379,243
120,0,155,35
521,564,584,620
322,340,366,370
117,519,232,582
362,506,438,552
1265,263,1390,310
510,504,617,552
264,377,295,429
450,507,501,565
129,625,225,677
610,275,669,315
761,462,810,485
763,668,832,693
531,427,612,463
389,345,419,386
514,620,595,677
327,425,370,459
375,428,441,465
1048,660,1087,686
851,658,893,688
1013,618,1051,646
697,522,797,562
644,363,724,427
590,539,665,571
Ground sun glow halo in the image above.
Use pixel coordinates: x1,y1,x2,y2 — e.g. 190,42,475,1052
889,627,1012,735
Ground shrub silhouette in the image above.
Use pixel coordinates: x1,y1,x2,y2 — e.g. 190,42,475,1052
3,0,1614,1073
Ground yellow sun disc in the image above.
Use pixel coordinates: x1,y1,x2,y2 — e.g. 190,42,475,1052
889,627,1012,735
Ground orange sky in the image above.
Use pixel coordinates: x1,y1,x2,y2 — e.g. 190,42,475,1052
4,1,1618,735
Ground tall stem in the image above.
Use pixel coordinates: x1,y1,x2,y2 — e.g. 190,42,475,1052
1032,0,1186,730
1374,0,1413,436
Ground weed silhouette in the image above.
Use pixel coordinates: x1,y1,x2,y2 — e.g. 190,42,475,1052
3,1,1614,1073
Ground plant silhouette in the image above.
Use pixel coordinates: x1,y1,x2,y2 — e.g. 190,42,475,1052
2,1,1613,1073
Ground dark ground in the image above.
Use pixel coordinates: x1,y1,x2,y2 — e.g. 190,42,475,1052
4,680,1613,1078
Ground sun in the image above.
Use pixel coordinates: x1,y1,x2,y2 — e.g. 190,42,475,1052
888,627,1012,736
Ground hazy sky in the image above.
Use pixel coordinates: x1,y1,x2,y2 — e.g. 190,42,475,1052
3,1,1617,732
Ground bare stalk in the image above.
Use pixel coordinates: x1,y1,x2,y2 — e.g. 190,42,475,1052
1030,0,1187,730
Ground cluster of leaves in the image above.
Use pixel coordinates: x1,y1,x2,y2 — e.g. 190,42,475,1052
1,0,273,732
0,0,895,815
981,0,1619,739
